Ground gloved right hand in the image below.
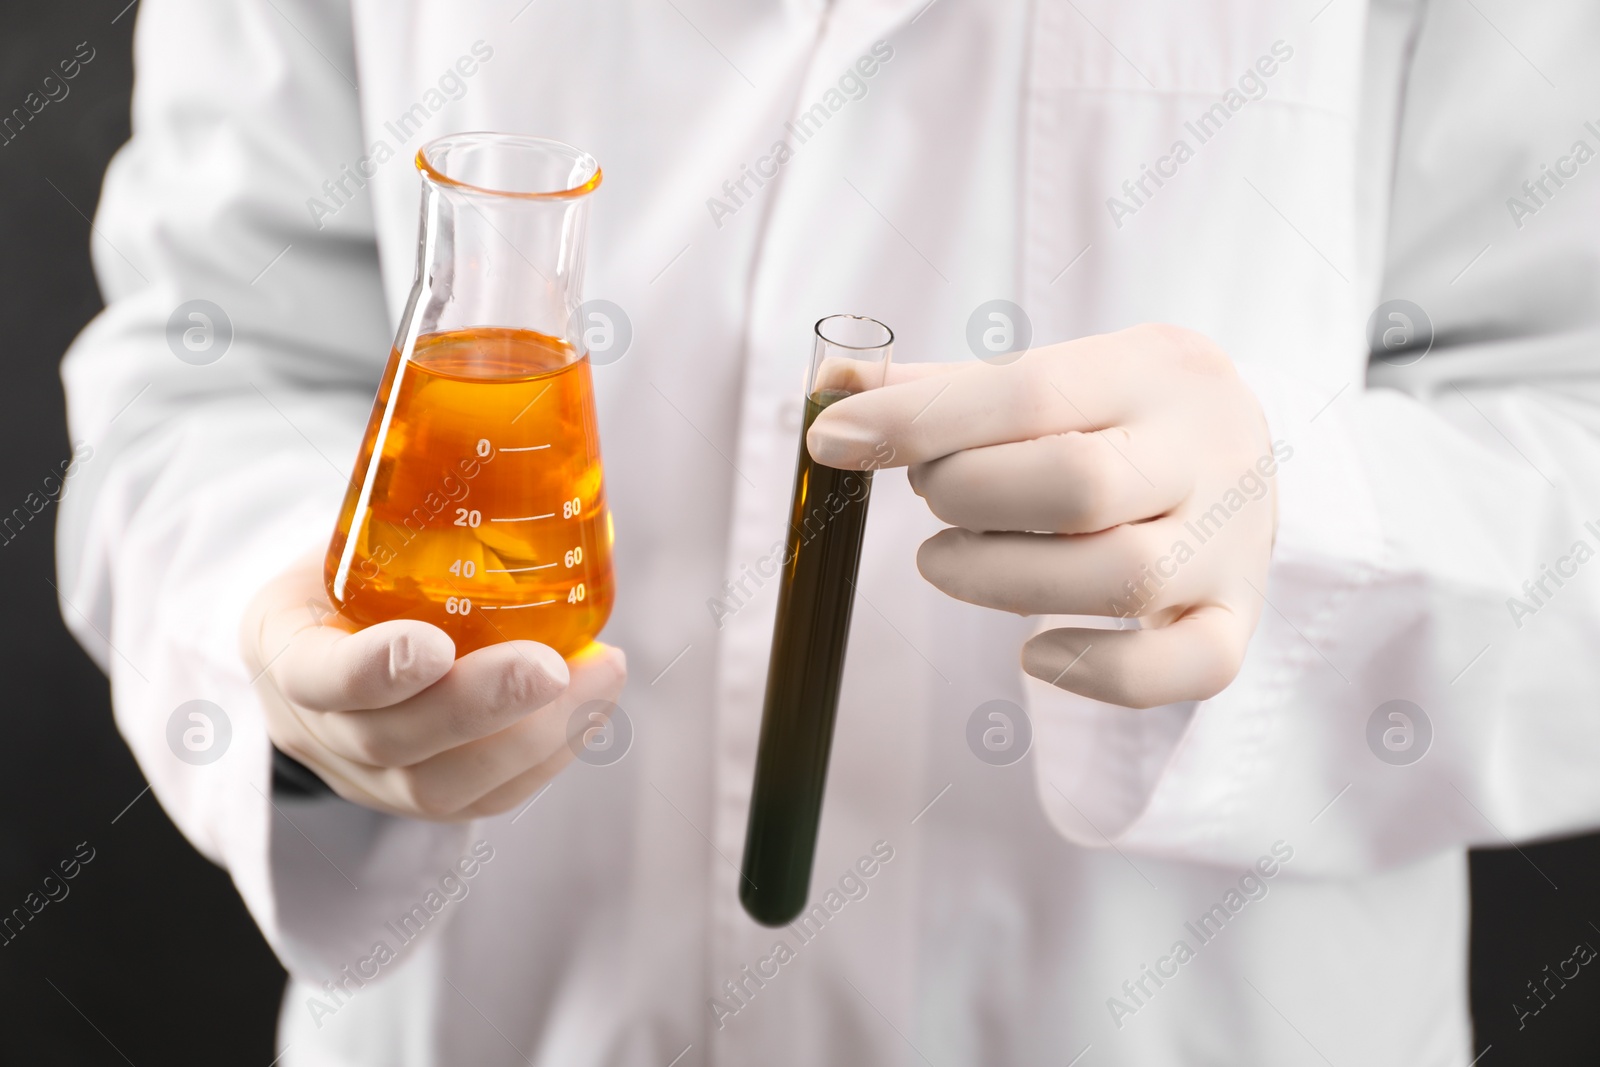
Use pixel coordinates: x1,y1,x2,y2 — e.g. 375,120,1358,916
241,553,627,820
808,324,1275,710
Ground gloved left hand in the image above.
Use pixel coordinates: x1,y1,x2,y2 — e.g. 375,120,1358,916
806,324,1279,709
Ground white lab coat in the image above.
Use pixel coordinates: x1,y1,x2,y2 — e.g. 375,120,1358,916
56,0,1600,1063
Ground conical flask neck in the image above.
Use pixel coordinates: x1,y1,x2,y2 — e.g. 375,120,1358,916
406,133,600,349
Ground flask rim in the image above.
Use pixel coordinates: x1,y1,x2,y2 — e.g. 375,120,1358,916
416,131,603,201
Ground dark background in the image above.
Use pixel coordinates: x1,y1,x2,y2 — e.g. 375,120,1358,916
1,3,1598,1065
0,3,285,1065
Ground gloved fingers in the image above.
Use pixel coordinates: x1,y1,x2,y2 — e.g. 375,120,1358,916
1021,606,1251,708
268,617,458,713
358,642,626,819
457,675,636,819
907,425,1191,533
265,643,623,820
249,557,456,713
917,523,1197,618
807,331,1145,470
247,554,629,820
459,748,575,818
296,640,570,768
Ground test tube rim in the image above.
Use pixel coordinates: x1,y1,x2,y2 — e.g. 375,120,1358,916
813,314,894,352
416,131,603,202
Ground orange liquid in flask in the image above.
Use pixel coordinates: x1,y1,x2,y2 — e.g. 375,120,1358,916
325,327,614,657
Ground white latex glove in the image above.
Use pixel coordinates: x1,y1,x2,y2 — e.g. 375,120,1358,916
808,324,1277,709
241,553,627,819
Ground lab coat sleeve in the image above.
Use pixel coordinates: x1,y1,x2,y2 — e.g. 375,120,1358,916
1028,1,1600,875
55,0,471,981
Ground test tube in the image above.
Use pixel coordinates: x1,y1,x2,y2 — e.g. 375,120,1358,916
740,315,894,926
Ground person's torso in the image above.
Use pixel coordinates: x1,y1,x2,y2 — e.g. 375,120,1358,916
282,2,1469,1063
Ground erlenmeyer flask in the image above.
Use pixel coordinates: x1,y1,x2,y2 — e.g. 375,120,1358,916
325,133,614,658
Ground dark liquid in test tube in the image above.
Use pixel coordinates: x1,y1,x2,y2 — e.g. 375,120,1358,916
740,316,892,927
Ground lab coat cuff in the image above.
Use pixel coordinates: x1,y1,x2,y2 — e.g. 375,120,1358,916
1024,666,1198,847
263,791,475,985
1233,360,1385,577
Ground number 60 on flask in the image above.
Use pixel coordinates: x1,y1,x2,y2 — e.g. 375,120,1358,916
323,133,615,657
